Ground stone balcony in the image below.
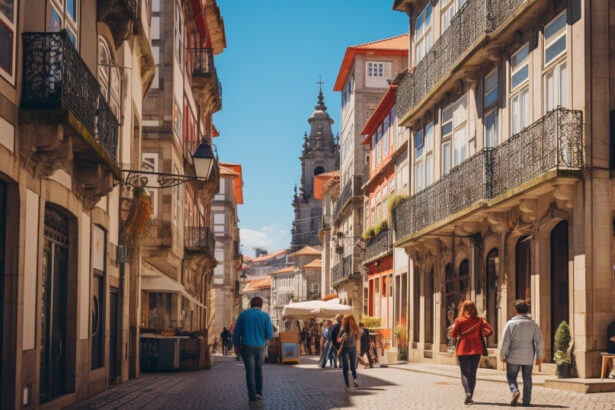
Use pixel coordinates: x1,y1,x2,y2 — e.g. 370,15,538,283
20,32,120,208
393,108,584,245
331,255,357,286
364,228,393,264
188,48,222,114
396,0,527,124
97,0,139,46
185,226,216,271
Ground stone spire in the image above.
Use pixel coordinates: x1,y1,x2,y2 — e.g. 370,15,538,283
315,89,327,112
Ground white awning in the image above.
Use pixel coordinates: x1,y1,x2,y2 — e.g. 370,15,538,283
141,273,205,309
282,298,352,320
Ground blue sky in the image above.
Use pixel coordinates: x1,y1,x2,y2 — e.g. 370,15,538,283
214,1,407,257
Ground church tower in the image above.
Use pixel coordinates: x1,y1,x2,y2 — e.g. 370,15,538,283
291,88,340,251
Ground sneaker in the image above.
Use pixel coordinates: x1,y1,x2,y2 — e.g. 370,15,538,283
464,393,473,405
511,390,520,406
255,394,264,400
353,379,359,388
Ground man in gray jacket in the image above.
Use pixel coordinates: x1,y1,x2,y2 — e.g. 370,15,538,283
500,300,543,407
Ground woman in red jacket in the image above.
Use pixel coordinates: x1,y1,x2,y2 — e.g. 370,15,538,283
450,300,494,405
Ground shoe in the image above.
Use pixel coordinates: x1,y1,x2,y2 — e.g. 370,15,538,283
464,393,473,404
511,390,520,406
353,379,359,388
255,394,264,400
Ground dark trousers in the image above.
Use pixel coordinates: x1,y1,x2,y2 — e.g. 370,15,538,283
506,363,533,405
329,344,339,367
357,347,373,367
240,346,265,401
458,354,481,395
341,347,358,387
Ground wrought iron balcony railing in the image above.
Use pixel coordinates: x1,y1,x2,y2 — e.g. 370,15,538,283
331,255,354,285
365,228,393,262
21,32,119,162
188,47,222,99
396,0,526,121
334,176,363,220
185,226,215,255
393,108,583,243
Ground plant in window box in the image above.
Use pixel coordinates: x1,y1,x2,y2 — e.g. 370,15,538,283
362,226,376,241
553,321,573,378
374,219,388,236
121,186,154,261
387,195,408,229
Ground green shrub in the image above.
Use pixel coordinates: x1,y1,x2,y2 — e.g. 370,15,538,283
387,194,409,217
361,315,381,329
394,325,408,348
362,226,376,240
554,321,571,353
374,219,388,236
554,350,571,365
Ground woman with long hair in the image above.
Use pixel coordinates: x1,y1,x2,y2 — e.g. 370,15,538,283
450,300,494,405
336,314,360,389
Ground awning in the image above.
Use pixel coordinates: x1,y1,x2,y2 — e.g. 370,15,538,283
141,273,205,309
282,298,352,320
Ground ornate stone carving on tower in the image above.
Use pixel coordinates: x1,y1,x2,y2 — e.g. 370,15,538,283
291,87,340,251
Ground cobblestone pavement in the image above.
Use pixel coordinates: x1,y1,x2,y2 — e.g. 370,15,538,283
70,356,615,409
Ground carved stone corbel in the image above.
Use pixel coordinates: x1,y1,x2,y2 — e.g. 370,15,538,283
20,121,73,178
553,184,575,209
487,212,508,233
519,198,538,222
74,162,114,210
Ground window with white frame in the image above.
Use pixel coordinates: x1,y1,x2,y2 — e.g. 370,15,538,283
0,0,16,83
366,61,392,88
142,153,159,216
174,1,183,65
452,95,468,166
441,104,453,175
440,0,466,33
98,36,121,118
544,11,567,113
414,122,433,192
49,0,79,46
415,2,432,63
484,69,499,148
510,43,530,135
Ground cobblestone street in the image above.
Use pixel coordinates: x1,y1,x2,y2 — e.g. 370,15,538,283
71,356,615,409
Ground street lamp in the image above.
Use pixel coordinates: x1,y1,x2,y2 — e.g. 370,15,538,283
239,272,247,286
192,141,216,180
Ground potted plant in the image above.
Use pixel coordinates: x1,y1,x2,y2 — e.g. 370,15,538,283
553,321,572,378
394,325,408,361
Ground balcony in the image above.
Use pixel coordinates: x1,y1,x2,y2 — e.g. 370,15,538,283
334,176,363,221
20,32,120,208
185,226,215,255
396,0,527,124
188,48,222,114
331,255,355,286
97,0,139,46
393,108,583,245
364,229,393,263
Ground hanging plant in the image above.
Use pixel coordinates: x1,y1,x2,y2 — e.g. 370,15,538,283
121,186,154,261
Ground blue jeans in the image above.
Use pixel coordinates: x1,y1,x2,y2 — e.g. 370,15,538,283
341,347,358,387
329,344,339,367
506,363,533,405
240,346,265,401
458,354,481,395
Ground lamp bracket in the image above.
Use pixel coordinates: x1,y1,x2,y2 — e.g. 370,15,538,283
117,170,204,189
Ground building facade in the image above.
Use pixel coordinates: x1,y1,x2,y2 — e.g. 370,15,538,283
0,0,155,407
314,170,340,297
211,163,243,337
391,0,615,377
290,90,339,251
331,35,408,318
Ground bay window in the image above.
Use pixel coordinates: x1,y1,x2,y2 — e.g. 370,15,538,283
510,43,530,135
415,2,432,63
544,11,568,112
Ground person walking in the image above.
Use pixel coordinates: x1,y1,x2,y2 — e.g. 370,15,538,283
304,325,313,355
212,337,218,354
221,327,230,356
450,300,494,405
500,300,544,407
319,320,333,368
337,314,360,389
312,324,321,356
329,314,343,368
357,322,374,368
233,297,274,405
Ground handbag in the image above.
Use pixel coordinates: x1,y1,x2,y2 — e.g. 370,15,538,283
479,318,492,356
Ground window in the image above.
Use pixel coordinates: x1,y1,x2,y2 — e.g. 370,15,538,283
484,70,499,108
415,2,432,63
453,95,468,166
366,61,392,88
173,100,182,138
484,69,499,147
141,153,159,216
415,122,434,189
98,37,121,118
442,141,451,175
49,0,79,46
485,110,499,148
367,62,384,78
0,0,16,82
510,44,530,135
414,129,424,160
441,0,466,33
174,1,183,64
543,12,568,112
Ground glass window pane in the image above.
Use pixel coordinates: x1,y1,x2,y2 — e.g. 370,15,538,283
442,142,451,175
545,35,566,64
425,122,433,151
485,88,498,107
545,12,566,39
559,63,567,107
441,121,452,137
415,129,423,159
50,6,62,32
522,88,530,129
425,154,433,186
0,0,14,21
425,2,432,26
511,65,529,89
0,23,12,74
67,0,77,21
512,44,529,69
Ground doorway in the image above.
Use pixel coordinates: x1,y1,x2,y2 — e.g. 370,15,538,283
40,206,70,404
486,249,499,347
516,236,532,306
109,288,120,384
550,221,569,354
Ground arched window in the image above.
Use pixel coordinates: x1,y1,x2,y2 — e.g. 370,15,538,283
98,36,121,118
314,166,325,176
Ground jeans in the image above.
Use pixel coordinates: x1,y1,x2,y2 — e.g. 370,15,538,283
341,347,358,387
507,363,533,405
240,345,265,401
458,354,481,395
329,344,339,367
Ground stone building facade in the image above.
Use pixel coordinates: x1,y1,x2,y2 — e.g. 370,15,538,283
391,0,615,378
331,35,408,318
0,0,155,407
314,170,340,297
290,90,339,252
211,163,243,337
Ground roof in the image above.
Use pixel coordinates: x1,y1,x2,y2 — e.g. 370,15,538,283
219,162,243,205
212,125,220,137
314,170,340,200
333,34,409,91
242,277,271,294
301,259,322,269
251,249,289,263
269,266,295,276
219,165,239,177
361,85,398,145
288,245,322,259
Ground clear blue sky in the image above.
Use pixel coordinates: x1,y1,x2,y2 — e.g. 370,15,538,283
214,1,407,257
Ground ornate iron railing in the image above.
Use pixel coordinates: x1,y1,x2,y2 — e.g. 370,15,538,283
184,226,215,255
365,228,392,261
188,47,222,99
331,262,343,285
396,0,526,120
393,108,583,242
334,176,362,220
342,255,353,277
21,32,119,162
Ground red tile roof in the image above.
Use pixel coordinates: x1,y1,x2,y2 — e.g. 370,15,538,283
269,266,295,276
219,162,243,205
242,277,271,293
314,170,340,200
251,249,289,263
288,246,322,259
334,34,409,91
301,259,322,269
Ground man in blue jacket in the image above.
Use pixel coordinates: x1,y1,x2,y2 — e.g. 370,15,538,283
233,297,274,405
